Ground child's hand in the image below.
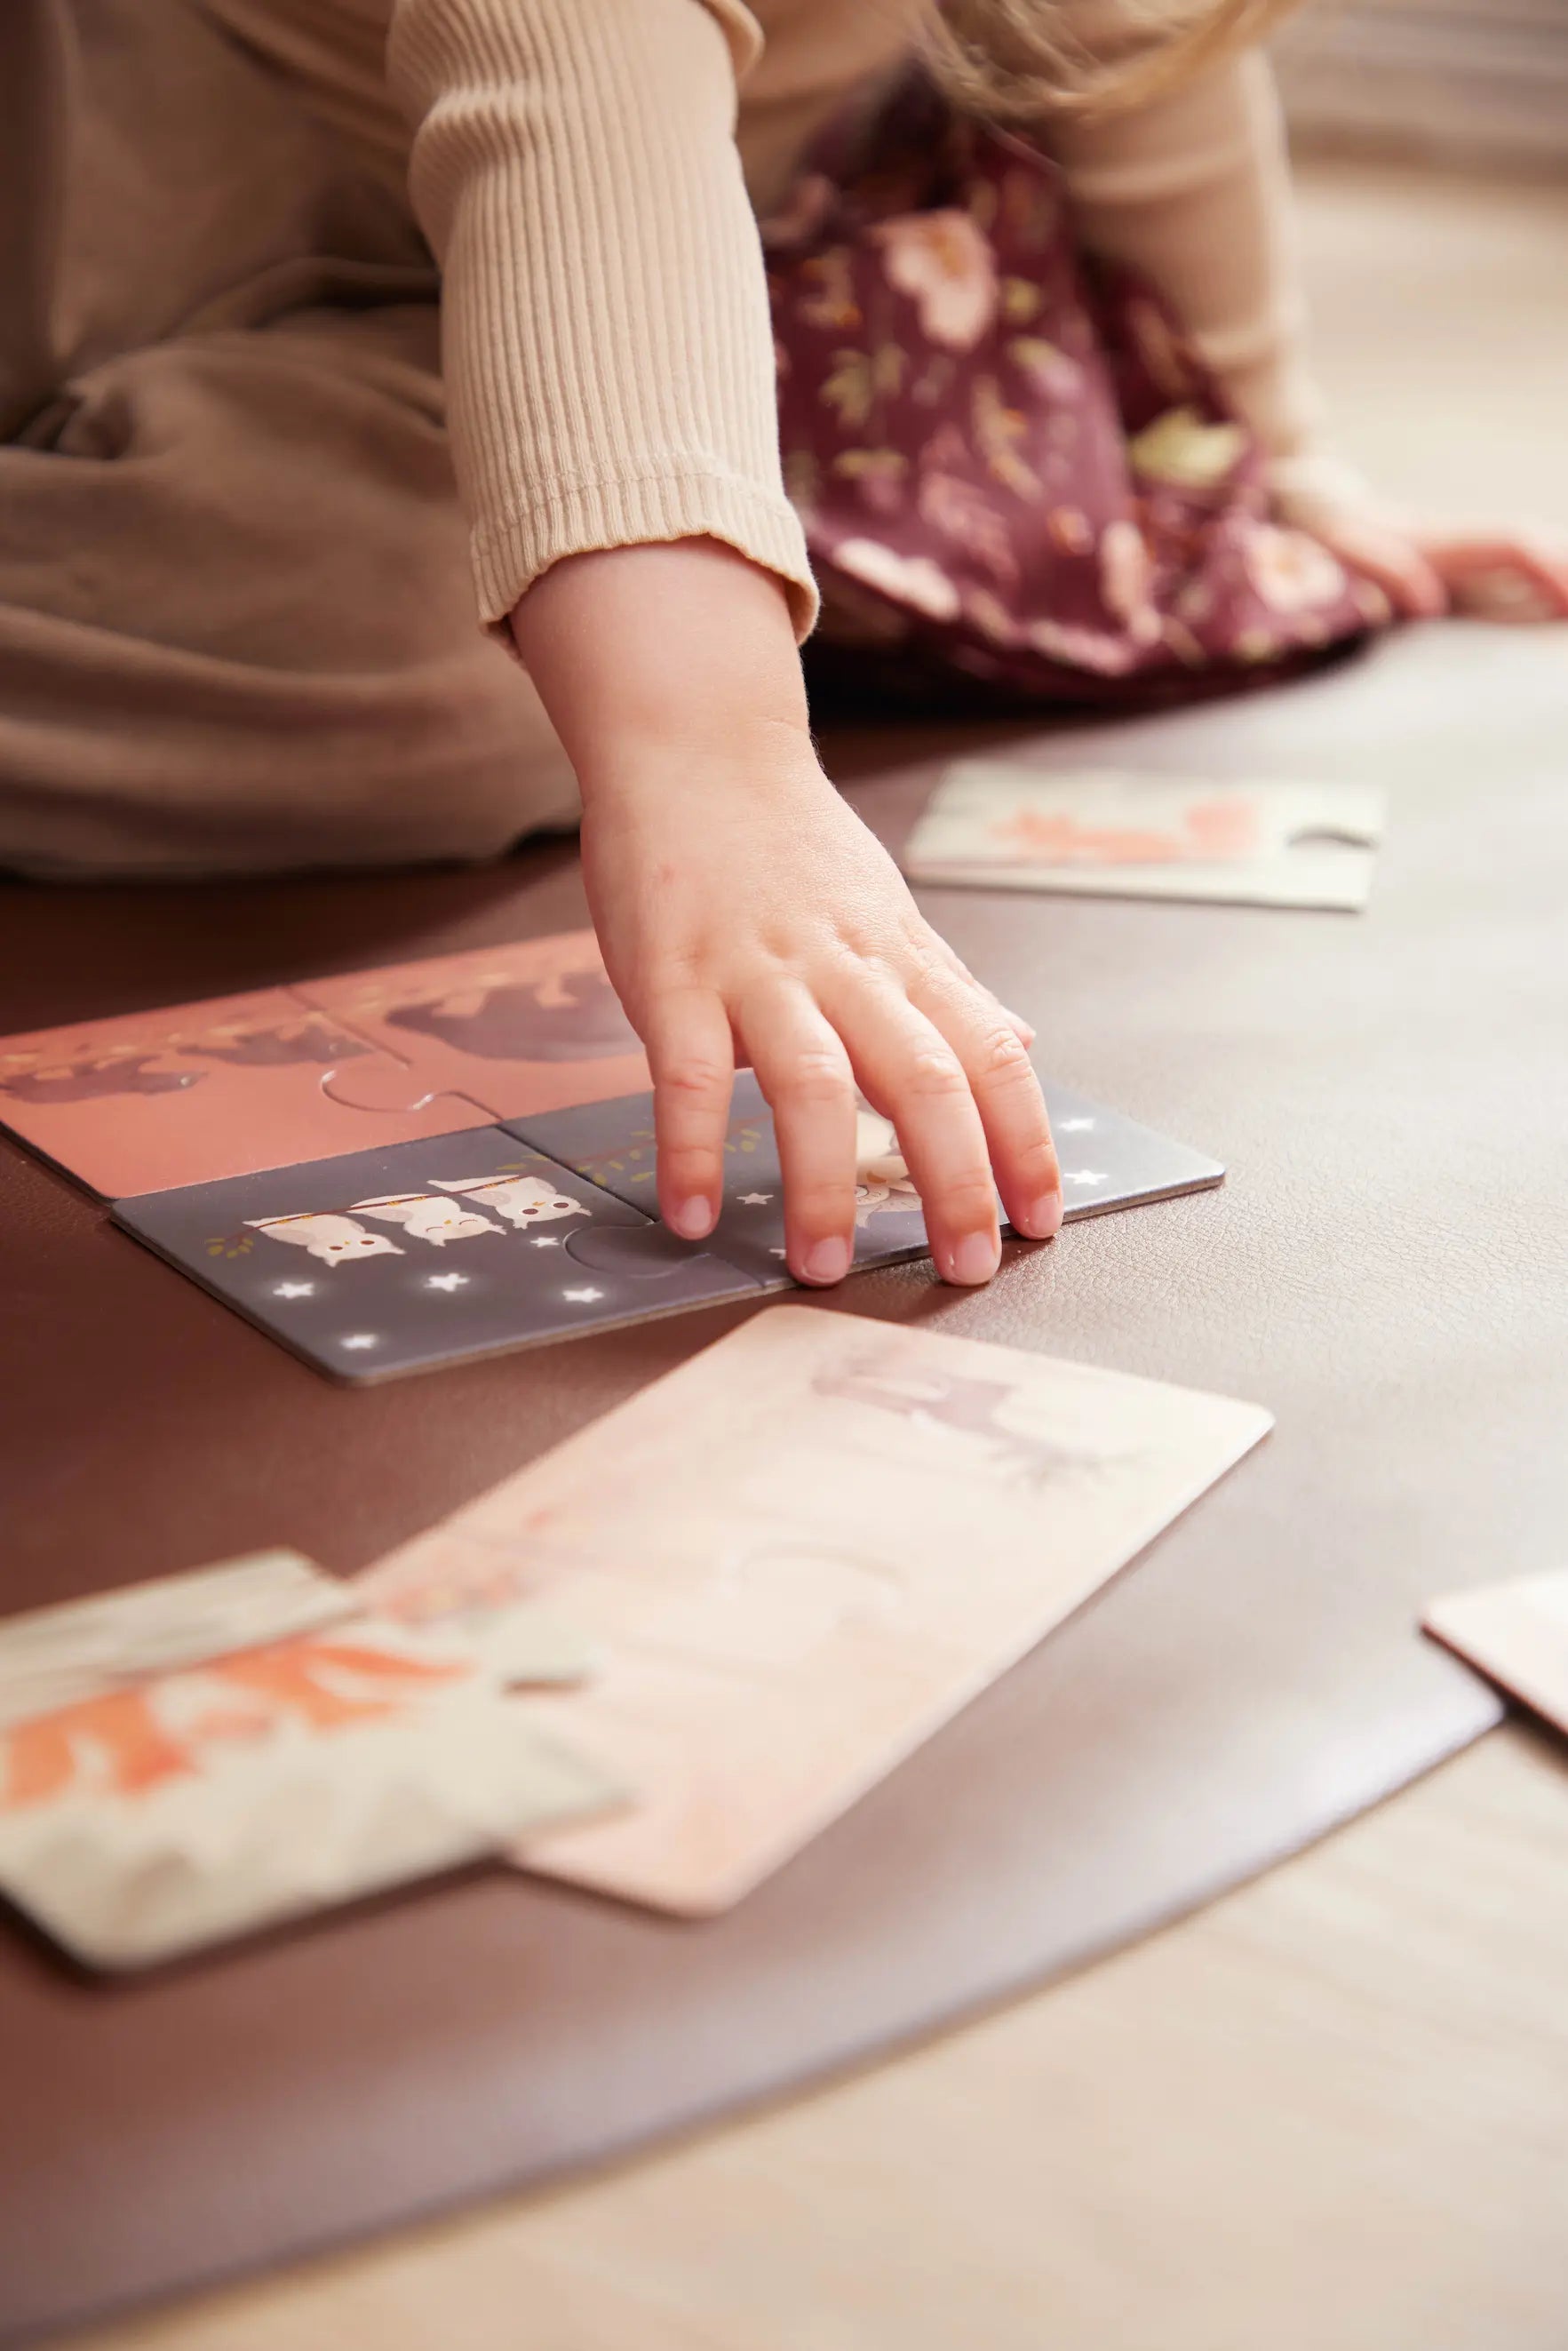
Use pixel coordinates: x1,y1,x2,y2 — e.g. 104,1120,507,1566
1313,514,1568,623
581,737,1062,1287
511,542,1062,1287
1272,460,1568,622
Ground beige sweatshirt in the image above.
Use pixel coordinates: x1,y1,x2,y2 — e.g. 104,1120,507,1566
202,0,1329,643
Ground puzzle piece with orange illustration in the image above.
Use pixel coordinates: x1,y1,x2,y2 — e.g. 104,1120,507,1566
904,764,1386,910
0,1550,616,1968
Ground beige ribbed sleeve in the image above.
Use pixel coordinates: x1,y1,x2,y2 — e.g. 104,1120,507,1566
1046,50,1325,463
387,0,817,640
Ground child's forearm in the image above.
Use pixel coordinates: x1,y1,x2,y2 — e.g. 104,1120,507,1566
390,0,816,650
1047,47,1568,622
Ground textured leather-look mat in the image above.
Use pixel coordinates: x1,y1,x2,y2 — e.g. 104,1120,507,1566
4,627,1562,2345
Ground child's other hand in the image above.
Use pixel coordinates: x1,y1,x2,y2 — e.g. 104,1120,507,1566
1271,458,1568,622
1313,514,1568,623
510,543,1061,1288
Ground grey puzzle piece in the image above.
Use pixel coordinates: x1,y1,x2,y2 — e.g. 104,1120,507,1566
506,1073,1223,1280
113,1127,766,1383
1039,1080,1225,1217
505,1074,920,1283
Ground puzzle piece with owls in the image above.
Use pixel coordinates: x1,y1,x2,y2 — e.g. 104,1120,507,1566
112,1125,774,1383
111,1069,1223,1383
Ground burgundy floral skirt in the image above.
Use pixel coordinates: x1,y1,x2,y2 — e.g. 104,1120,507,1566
766,79,1389,705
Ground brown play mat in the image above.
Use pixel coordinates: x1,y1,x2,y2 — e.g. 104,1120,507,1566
4,627,1561,2345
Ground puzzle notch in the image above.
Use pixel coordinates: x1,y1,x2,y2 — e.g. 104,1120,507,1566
291,937,651,1123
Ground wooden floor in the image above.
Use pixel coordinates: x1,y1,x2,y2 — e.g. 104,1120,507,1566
72,164,1568,2351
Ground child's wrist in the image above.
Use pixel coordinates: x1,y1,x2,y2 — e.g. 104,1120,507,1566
575,710,825,812
509,538,816,798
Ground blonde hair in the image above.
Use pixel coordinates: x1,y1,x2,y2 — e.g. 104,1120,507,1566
923,0,1304,119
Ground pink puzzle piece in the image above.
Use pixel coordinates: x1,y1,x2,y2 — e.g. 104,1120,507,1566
0,988,491,1199
292,934,651,1124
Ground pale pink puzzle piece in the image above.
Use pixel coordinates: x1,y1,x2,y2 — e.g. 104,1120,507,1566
0,988,492,1199
362,1308,1273,1916
292,934,651,1124
1422,1567,1568,1739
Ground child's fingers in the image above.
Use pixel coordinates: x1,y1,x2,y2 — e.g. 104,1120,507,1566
926,934,1033,1041
1316,517,1447,618
743,984,859,1286
1425,531,1568,621
908,967,1061,1241
647,987,736,1241
833,987,1000,1287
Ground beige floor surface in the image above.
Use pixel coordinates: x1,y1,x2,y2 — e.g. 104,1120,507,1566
70,162,1568,2351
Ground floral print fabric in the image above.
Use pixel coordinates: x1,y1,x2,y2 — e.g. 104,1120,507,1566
766,79,1388,702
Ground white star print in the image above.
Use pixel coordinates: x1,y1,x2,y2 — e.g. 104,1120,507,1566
339,1334,379,1351
426,1273,469,1292
768,1247,788,1259
738,1191,774,1207
1063,1169,1107,1186
562,1287,604,1303
1058,1117,1096,1133
272,1281,315,1299
530,1235,561,1247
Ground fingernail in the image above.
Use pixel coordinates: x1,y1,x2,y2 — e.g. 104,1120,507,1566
800,1236,851,1286
1018,1191,1063,1241
946,1230,1001,1286
671,1197,714,1240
